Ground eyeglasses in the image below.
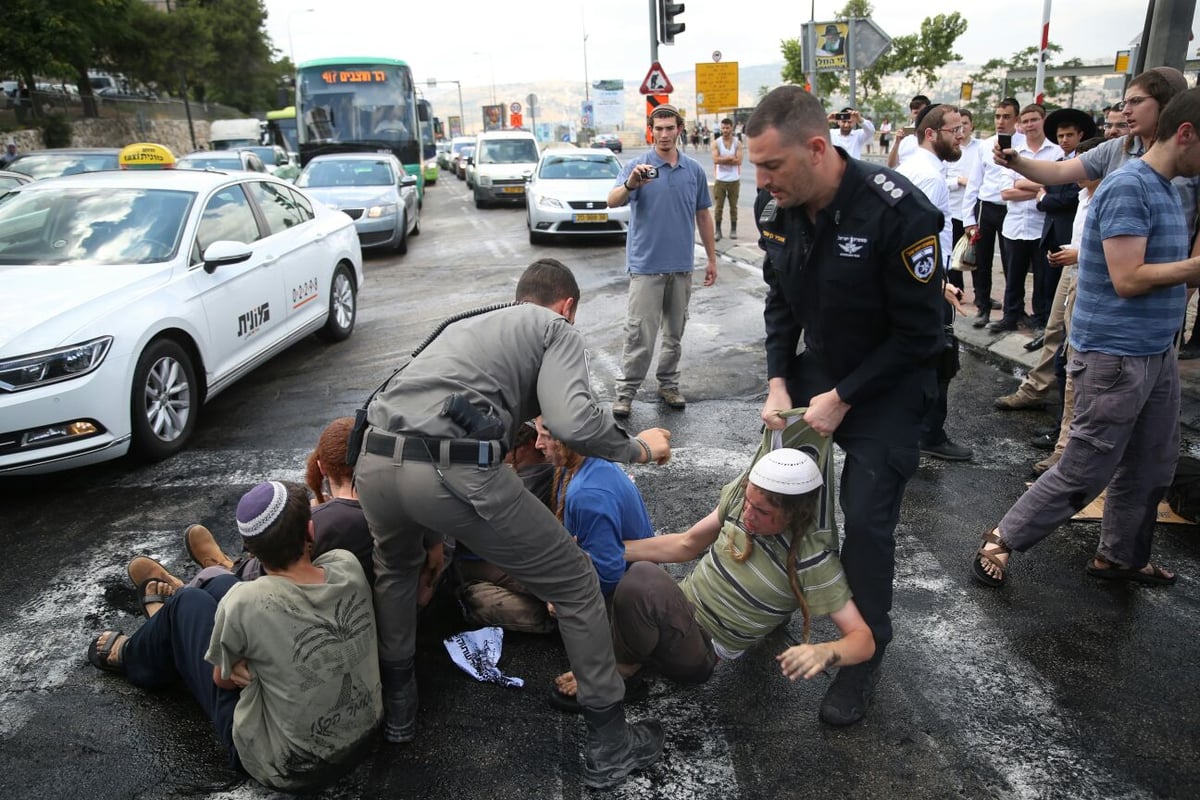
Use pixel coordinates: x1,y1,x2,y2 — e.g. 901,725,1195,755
938,126,964,135
1114,96,1150,112
1103,121,1131,129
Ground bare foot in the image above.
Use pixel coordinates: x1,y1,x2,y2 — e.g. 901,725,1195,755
141,578,176,618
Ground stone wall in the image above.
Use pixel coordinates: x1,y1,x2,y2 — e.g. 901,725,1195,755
5,118,215,157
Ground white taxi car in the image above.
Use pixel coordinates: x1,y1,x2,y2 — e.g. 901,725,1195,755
526,148,629,244
0,150,364,475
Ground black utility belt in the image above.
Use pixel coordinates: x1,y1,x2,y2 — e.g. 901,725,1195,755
364,430,504,468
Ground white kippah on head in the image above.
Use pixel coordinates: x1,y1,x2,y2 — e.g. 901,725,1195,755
748,448,822,495
236,480,289,538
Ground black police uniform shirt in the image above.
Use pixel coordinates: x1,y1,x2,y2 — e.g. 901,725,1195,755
754,148,945,407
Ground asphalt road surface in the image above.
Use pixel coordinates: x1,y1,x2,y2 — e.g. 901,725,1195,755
2,155,1198,800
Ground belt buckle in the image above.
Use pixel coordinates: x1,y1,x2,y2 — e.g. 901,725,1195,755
438,440,452,470
477,441,489,468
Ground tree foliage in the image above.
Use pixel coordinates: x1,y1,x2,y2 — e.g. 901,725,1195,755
778,2,967,105
965,43,1064,120
0,0,291,117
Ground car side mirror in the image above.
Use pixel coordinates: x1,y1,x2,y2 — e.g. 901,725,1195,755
202,240,253,274
466,156,474,166
400,174,418,187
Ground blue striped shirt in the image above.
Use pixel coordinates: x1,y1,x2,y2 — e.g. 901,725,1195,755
1070,158,1187,356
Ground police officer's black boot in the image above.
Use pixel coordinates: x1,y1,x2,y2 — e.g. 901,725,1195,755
580,701,664,789
818,645,884,726
381,659,418,743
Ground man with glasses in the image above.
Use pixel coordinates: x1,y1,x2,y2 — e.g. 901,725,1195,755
1102,106,1130,140
897,104,974,463
963,98,1025,328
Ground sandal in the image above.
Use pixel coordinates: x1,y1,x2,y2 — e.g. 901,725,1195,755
87,631,128,674
971,528,1011,588
127,556,181,618
1086,554,1177,586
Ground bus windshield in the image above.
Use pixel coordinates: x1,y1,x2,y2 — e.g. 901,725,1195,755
296,60,420,175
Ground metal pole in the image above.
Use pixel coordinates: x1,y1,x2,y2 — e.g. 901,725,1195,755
1034,0,1051,104
456,82,464,135
1143,0,1196,71
847,19,857,107
808,0,817,96
1134,0,1157,75
649,0,658,66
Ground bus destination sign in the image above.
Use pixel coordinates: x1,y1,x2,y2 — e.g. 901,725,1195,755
320,70,388,84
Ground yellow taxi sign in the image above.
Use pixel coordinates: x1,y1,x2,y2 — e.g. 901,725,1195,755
118,142,176,170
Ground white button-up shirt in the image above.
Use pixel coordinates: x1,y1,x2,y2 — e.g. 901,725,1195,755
962,131,1027,226
945,136,981,221
897,146,953,270
1002,137,1064,241
830,118,876,160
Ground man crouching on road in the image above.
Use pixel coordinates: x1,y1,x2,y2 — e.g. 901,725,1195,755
353,258,672,790
746,86,945,727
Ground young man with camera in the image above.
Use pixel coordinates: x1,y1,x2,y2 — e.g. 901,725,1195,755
608,103,717,419
829,107,876,160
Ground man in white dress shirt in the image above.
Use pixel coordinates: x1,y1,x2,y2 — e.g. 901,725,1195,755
962,98,1025,328
944,109,980,292
828,107,876,160
896,104,973,462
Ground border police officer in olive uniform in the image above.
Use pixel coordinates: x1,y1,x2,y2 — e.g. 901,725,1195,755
354,259,671,789
746,87,945,727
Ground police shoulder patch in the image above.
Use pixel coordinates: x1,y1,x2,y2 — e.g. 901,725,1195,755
867,170,908,206
902,236,939,283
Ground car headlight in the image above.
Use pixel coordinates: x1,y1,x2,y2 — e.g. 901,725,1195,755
536,196,565,210
0,336,113,392
367,204,397,218
479,175,492,186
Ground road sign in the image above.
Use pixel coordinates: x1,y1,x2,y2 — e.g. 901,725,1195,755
695,61,738,114
639,62,674,94
510,102,522,114
526,93,538,108
712,50,722,62
804,18,891,73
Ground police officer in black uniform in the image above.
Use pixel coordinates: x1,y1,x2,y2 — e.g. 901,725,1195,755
745,86,945,727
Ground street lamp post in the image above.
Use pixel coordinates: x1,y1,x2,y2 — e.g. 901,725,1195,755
287,8,315,65
473,51,497,106
426,79,466,137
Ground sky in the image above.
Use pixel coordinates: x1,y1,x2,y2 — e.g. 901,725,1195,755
265,0,1193,90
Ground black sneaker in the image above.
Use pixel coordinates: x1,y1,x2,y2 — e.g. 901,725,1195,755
1028,433,1055,451
972,308,990,328
920,439,973,461
819,656,883,726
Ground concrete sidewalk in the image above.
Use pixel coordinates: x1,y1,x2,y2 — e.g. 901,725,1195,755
709,228,1200,432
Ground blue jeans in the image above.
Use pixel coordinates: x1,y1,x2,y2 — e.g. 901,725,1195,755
122,572,242,769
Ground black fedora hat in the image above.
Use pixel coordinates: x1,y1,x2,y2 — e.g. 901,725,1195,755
1043,108,1098,144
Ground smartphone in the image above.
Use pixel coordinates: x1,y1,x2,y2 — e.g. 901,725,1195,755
836,112,851,121
997,133,1013,151
643,166,659,179
902,125,916,135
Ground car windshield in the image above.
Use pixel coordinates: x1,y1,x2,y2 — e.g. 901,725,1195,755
297,160,395,187
179,155,243,171
538,155,620,180
245,146,278,163
8,152,119,180
0,187,195,265
479,139,539,164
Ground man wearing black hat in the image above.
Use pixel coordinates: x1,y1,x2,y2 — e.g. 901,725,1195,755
818,23,845,56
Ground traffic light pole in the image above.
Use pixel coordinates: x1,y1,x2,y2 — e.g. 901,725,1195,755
649,0,659,65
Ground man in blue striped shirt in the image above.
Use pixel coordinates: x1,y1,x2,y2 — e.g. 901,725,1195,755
973,87,1200,589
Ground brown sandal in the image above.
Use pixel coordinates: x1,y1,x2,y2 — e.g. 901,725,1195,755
972,528,1010,588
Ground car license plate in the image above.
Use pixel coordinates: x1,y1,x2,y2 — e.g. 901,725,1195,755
502,186,524,194
573,213,608,223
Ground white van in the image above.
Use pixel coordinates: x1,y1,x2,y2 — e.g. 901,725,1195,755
470,130,540,208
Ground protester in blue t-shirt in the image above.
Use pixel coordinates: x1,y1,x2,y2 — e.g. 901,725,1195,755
972,87,1200,590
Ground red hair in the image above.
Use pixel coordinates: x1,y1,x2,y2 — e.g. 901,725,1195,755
305,417,356,503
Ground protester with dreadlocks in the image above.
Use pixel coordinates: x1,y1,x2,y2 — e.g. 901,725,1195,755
550,445,874,715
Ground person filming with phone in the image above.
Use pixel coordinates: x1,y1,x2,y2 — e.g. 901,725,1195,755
607,103,717,420
828,107,876,160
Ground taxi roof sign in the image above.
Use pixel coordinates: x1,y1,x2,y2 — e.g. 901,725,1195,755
118,142,176,170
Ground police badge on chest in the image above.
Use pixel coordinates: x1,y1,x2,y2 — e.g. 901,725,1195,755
836,234,868,260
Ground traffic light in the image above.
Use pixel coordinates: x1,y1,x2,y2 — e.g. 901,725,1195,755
658,1,685,45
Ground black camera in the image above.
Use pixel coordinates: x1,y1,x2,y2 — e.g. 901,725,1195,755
836,112,851,121
643,166,659,179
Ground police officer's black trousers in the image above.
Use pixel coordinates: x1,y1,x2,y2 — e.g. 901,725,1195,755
788,356,936,650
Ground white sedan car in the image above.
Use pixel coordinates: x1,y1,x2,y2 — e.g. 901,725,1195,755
526,148,629,244
0,168,364,475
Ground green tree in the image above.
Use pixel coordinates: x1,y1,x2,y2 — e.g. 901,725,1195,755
967,43,1064,121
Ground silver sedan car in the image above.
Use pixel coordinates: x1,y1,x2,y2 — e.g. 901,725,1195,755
296,153,421,254
526,148,629,244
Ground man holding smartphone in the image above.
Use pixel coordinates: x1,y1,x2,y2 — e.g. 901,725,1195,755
962,98,1025,328
608,103,717,419
828,107,876,160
